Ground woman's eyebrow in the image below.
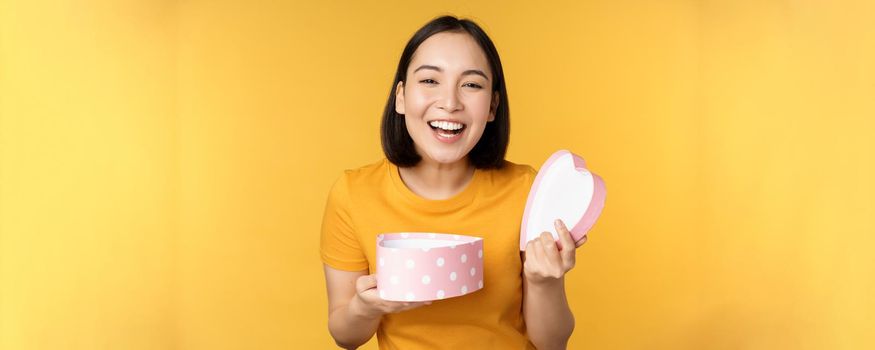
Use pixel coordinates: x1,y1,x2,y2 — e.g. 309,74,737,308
413,64,490,81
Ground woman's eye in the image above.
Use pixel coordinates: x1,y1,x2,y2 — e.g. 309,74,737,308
419,80,481,89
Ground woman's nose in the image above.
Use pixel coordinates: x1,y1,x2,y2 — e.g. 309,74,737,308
437,86,462,113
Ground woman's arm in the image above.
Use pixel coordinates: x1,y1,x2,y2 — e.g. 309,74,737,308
324,265,380,349
323,265,431,349
521,219,584,350
522,259,575,350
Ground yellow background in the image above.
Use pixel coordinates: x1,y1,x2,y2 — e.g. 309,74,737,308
1,0,873,349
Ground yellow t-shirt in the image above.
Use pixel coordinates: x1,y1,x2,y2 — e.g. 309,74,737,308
320,158,538,350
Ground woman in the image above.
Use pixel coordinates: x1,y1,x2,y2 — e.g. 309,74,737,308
320,15,583,350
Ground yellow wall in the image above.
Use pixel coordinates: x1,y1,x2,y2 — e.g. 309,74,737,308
1,1,872,349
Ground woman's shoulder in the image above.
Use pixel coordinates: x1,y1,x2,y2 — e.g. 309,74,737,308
342,157,387,174
502,160,537,176
485,159,537,185
331,158,391,188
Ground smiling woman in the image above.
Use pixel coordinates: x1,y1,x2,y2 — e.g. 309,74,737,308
320,15,580,350
381,17,509,171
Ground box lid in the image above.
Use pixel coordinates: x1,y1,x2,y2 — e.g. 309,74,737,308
520,150,606,251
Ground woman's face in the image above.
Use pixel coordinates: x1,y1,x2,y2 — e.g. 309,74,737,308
395,31,499,166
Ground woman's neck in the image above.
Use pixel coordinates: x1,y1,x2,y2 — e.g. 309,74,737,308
397,157,475,200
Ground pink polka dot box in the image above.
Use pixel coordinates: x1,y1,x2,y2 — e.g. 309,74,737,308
376,232,484,302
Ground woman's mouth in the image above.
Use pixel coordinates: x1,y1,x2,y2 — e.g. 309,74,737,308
428,120,466,143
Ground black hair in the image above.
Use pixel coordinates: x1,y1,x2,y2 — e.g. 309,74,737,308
380,15,510,169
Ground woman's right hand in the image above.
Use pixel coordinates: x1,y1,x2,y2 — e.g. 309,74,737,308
349,274,431,319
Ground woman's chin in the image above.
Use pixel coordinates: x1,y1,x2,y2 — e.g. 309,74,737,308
423,152,467,165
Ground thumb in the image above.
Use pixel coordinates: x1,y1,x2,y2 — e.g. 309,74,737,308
356,274,377,293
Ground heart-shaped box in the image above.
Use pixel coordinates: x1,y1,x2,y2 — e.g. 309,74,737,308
520,150,606,250
376,233,484,301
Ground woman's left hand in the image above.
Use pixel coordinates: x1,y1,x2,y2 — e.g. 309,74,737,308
523,219,586,286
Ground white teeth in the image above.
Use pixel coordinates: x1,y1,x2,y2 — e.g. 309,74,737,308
428,120,464,131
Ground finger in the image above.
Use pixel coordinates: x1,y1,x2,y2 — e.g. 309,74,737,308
555,219,575,254
575,234,588,248
356,274,377,294
525,239,538,264
398,301,430,311
539,231,557,252
534,238,556,276
525,238,536,252
524,240,535,270
540,232,562,267
529,239,544,268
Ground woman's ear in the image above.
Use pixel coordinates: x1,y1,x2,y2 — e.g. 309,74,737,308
488,91,499,122
395,81,405,115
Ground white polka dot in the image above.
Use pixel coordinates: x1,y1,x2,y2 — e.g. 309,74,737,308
461,285,468,294
390,275,399,285
450,245,456,249
421,247,430,252
478,249,483,258
406,292,415,301
405,259,415,269
436,257,444,267
449,272,457,281
401,233,410,238
461,254,467,263
478,280,483,289
470,267,476,276
421,275,431,285
379,258,385,267
379,290,386,299
437,290,445,299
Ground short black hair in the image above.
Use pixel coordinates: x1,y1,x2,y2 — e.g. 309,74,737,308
380,15,510,170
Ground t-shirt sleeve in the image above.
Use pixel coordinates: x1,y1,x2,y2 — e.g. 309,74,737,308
319,172,370,272
523,164,538,186
525,164,538,178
